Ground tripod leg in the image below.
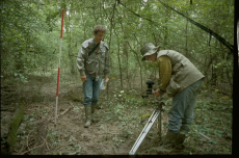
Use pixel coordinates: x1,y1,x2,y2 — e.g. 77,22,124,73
157,112,162,141
159,111,162,141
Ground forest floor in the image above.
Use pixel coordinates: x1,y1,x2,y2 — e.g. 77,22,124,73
1,75,233,155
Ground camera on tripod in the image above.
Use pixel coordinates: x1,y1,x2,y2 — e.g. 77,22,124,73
142,79,155,98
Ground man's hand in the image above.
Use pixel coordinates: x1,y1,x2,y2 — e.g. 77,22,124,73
104,78,109,83
103,78,109,90
81,75,87,83
153,89,160,97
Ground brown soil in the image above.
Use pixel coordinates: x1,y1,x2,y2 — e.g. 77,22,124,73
1,76,232,155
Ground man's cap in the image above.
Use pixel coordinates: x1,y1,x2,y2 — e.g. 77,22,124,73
140,43,160,61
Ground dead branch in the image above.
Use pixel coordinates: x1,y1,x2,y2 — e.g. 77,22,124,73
68,102,75,108
57,107,73,118
26,131,31,151
41,136,50,152
69,151,78,155
20,143,45,155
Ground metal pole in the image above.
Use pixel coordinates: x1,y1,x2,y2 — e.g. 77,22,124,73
157,96,162,140
193,130,212,142
129,109,161,155
158,108,162,140
55,9,65,126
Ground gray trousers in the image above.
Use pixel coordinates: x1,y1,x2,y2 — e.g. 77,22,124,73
167,79,203,133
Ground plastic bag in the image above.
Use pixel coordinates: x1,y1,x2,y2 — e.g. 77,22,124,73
100,80,105,90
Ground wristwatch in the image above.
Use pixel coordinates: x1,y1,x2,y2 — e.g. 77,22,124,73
158,88,165,95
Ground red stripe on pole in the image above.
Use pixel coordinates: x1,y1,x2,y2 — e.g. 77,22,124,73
60,9,65,39
56,68,60,96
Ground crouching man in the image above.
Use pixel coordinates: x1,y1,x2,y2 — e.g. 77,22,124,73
141,43,205,154
76,25,110,128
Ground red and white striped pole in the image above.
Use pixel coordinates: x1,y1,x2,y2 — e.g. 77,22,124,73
55,8,65,125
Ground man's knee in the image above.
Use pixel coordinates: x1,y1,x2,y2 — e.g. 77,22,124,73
168,115,182,133
92,92,100,103
182,108,194,123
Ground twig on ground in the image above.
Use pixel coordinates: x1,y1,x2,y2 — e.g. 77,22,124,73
41,136,50,152
27,131,32,151
20,143,45,155
19,141,26,155
69,102,75,108
69,151,78,155
57,107,73,118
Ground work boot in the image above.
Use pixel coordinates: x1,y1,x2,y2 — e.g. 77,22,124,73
91,104,99,122
156,130,178,154
84,106,91,128
174,130,187,150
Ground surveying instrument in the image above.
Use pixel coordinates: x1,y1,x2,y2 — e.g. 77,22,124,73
129,79,213,155
129,79,165,155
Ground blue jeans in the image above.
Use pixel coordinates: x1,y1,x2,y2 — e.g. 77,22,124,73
167,79,203,133
83,74,102,106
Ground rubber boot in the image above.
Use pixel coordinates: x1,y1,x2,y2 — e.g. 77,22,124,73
156,130,178,154
84,106,91,128
174,129,187,150
91,104,98,122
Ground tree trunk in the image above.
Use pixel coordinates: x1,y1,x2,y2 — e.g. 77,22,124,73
117,41,123,89
66,8,76,75
80,7,86,40
163,5,169,48
106,1,116,99
127,42,143,94
120,11,130,91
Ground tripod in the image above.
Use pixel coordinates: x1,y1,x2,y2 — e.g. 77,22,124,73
129,96,213,155
129,96,165,155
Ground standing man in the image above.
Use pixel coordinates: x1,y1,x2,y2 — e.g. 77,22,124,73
77,25,110,128
141,43,205,154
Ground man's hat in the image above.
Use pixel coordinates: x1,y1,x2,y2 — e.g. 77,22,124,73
140,43,160,61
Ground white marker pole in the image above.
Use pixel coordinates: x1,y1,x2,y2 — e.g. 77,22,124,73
55,9,65,126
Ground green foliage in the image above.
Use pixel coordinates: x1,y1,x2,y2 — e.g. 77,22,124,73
47,129,60,148
195,94,232,111
1,0,233,99
67,139,81,155
1,0,233,154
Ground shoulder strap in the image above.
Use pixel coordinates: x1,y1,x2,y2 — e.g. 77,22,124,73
88,43,100,57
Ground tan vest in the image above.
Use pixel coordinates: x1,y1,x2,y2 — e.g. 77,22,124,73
157,50,205,97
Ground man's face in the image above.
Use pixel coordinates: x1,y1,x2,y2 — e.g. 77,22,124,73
145,54,156,62
94,32,105,43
